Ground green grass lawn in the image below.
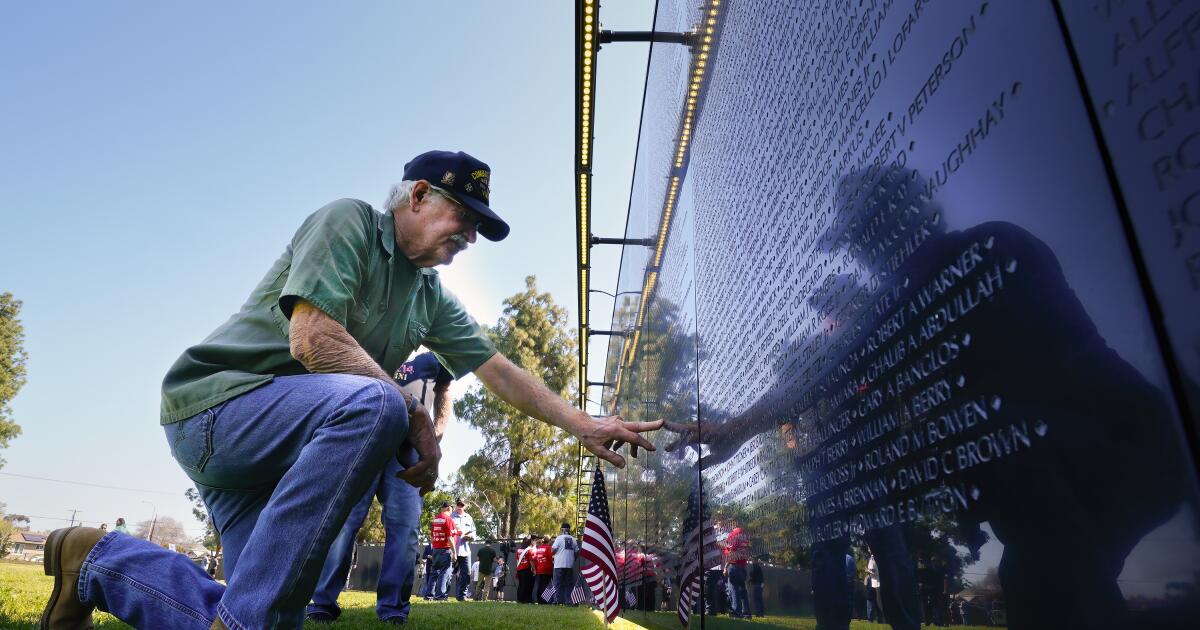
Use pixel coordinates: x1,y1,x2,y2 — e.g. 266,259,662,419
3,562,997,630
0,561,645,629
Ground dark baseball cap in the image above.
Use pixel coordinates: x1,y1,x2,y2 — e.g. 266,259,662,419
403,150,510,241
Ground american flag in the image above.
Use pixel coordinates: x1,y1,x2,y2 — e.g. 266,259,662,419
677,482,721,627
579,466,621,622
570,574,592,605
542,580,557,603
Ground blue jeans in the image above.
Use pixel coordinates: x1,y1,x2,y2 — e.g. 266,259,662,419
534,573,552,604
429,549,453,599
728,564,749,617
553,567,573,604
419,560,434,597
454,555,471,599
77,374,409,629
306,451,421,621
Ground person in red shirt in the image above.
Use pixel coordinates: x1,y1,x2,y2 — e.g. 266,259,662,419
533,535,555,604
515,537,535,604
724,526,752,618
428,502,458,600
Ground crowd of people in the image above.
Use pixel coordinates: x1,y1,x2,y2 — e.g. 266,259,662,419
408,512,581,606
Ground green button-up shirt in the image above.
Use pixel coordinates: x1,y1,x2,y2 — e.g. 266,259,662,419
160,198,497,424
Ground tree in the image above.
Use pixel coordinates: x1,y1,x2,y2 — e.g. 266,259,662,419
135,516,192,551
0,502,13,558
357,497,386,544
185,487,221,552
0,292,28,469
0,519,12,559
453,277,578,540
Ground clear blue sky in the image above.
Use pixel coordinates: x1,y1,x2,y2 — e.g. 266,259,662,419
1,1,652,537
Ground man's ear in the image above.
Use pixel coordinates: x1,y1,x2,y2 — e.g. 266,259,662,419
410,180,431,211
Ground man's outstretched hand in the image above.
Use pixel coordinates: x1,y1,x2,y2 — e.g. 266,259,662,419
397,401,441,494
578,415,664,468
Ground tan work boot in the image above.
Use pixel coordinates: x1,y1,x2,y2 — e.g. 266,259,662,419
40,526,105,630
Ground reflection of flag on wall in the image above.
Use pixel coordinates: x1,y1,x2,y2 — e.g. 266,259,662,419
622,548,645,587
580,466,621,622
677,482,720,627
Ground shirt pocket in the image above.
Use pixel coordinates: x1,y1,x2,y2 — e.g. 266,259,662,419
392,318,431,356
349,301,370,325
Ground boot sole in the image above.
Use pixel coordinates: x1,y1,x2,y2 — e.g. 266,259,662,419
40,526,73,630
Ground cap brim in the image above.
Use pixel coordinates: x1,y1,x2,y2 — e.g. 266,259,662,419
456,194,510,242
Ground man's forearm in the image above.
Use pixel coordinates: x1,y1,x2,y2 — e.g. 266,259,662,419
475,352,661,469
290,300,397,386
433,383,452,440
474,354,587,435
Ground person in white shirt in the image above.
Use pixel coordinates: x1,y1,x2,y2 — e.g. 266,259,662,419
865,554,882,623
469,560,480,599
551,522,578,605
451,498,476,601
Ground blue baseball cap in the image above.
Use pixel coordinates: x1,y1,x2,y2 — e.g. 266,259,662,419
403,150,510,241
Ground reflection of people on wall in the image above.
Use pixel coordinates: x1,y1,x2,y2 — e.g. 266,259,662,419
705,564,727,616
639,547,660,611
750,556,766,617
665,163,1189,628
864,553,883,623
723,526,752,618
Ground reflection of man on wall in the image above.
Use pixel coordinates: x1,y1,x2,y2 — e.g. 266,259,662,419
822,166,1186,628
667,164,1188,628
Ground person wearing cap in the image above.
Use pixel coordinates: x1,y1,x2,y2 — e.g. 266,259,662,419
306,351,455,625
429,502,458,601
38,149,663,630
551,522,578,605
450,498,477,601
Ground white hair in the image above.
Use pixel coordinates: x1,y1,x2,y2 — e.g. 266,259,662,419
384,180,418,213
384,180,462,213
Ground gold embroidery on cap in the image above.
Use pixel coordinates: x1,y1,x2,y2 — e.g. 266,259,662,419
441,171,456,185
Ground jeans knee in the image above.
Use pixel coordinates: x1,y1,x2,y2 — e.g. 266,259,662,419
342,378,408,436
376,383,410,434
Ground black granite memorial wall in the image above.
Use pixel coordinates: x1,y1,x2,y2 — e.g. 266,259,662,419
594,1,1200,628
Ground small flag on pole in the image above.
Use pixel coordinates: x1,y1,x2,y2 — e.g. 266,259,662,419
571,574,591,605
580,466,621,623
542,580,557,603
